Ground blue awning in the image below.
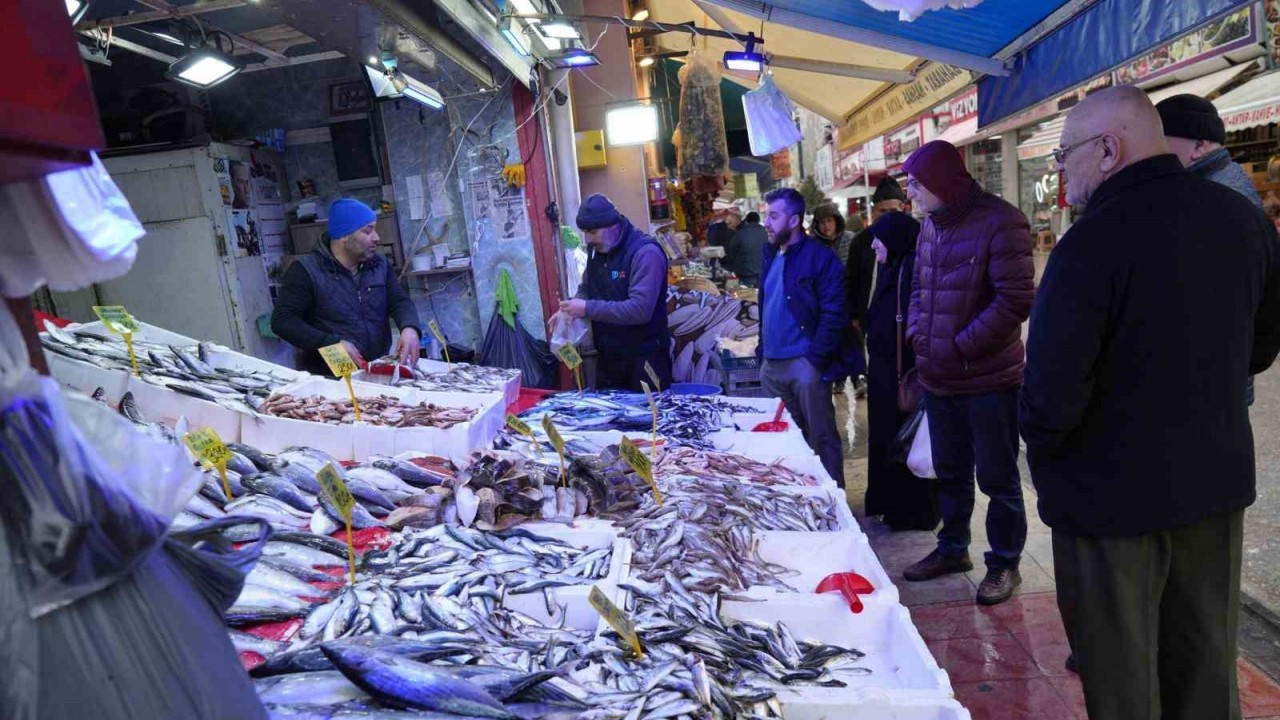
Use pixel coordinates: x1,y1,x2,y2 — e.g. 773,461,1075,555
979,0,1253,126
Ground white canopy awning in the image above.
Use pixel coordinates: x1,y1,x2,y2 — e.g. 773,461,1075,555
1215,69,1280,132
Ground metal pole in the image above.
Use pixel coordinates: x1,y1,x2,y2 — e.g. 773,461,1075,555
863,142,871,225
513,13,760,45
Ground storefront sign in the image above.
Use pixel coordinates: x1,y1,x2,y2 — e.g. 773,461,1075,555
1222,99,1280,132
923,86,978,143
832,145,867,188
815,145,835,191
882,123,922,168
770,151,792,179
732,173,761,199
1114,8,1256,86
838,63,971,150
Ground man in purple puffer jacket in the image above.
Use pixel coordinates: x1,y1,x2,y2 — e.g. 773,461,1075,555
900,140,1035,606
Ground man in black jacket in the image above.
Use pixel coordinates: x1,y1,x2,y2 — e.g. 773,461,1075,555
727,211,767,286
1020,86,1280,720
272,199,421,375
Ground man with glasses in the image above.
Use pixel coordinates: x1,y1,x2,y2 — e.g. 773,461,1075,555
899,140,1035,607
1020,86,1280,719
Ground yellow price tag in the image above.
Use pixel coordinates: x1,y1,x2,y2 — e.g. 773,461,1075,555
183,428,234,500
318,343,363,422
621,436,662,505
427,319,452,369
589,585,642,658
640,381,659,462
93,305,141,377
317,463,358,585
643,361,663,394
506,413,542,456
542,414,568,487
556,342,582,369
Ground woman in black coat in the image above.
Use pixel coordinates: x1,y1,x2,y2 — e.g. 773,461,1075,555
864,212,940,531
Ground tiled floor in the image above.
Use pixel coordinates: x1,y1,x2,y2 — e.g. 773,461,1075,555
836,395,1280,719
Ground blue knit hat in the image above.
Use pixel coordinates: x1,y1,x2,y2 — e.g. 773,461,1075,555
576,193,623,230
327,199,377,240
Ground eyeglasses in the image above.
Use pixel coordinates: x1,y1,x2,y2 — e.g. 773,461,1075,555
1052,134,1106,165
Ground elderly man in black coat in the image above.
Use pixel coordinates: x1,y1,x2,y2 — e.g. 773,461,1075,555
1020,86,1280,720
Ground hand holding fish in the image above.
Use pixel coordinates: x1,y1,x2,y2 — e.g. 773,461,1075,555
394,327,420,368
559,299,587,319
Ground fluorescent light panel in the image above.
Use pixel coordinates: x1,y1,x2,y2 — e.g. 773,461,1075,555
724,54,764,72
546,49,599,68
536,21,580,39
606,104,658,146
501,17,532,56
179,55,237,85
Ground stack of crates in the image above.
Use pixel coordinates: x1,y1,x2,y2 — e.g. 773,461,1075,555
722,350,769,397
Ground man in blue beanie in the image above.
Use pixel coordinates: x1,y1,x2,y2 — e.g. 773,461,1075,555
560,193,672,391
273,198,421,375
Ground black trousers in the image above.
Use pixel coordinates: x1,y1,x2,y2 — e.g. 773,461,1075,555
595,346,673,392
1054,511,1243,720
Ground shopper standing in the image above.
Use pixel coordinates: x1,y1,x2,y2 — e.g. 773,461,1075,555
728,211,768,286
706,210,741,249
1021,86,1280,720
1157,93,1266,408
561,193,672,391
812,202,856,266
864,211,939,531
757,187,851,487
272,198,421,376
848,178,910,366
900,140,1035,606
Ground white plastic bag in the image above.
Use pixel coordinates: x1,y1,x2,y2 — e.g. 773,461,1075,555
859,0,982,21
548,310,589,354
742,73,803,156
907,411,937,479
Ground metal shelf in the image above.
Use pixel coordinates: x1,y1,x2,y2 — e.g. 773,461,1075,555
407,265,472,277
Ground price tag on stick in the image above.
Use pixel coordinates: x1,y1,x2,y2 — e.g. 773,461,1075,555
427,320,451,369
621,436,662,506
556,342,584,394
542,414,568,487
317,463,358,585
93,305,142,377
643,361,663,394
183,427,233,500
640,381,660,461
319,342,364,422
589,585,643,658
506,413,542,456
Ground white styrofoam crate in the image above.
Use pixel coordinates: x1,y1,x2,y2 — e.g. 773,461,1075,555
742,531,897,607
126,372,243,442
72,320,198,347
767,698,970,720
719,595,955,705
709,429,817,459
772,485,859,532
198,343,306,383
354,361,521,407
245,377,503,462
44,351,131,404
500,530,632,632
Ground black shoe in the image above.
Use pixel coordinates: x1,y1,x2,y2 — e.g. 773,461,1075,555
976,566,1022,605
1065,653,1078,674
903,549,974,582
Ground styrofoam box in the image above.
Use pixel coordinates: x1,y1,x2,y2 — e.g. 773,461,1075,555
126,371,243,442
719,595,955,706
500,529,632,632
198,343,306,383
353,361,521,408
73,320,199,346
709,428,817,458
720,395,802,434
772,484,860,532
45,351,131,404
243,377,504,462
742,531,897,607
762,698,970,720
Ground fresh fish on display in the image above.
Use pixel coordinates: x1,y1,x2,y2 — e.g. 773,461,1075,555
261,393,476,429
519,391,754,450
367,356,519,395
654,446,822,487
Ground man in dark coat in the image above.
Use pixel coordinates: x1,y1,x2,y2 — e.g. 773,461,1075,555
1021,86,1280,720
562,193,672,391
900,140,1035,606
728,211,768,286
705,210,741,249
272,198,420,375
757,187,853,487
864,211,939,530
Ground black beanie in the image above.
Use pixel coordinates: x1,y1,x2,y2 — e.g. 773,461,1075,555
577,193,623,230
1155,94,1226,145
871,176,907,203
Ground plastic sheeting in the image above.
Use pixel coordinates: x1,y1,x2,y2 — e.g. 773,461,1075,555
979,0,1252,127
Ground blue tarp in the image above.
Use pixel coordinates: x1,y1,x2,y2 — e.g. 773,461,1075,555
979,0,1252,126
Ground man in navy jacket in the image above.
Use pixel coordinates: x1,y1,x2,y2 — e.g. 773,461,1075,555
757,187,854,486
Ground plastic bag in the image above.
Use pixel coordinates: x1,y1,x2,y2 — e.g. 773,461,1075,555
889,404,924,466
678,51,730,180
907,411,937,479
859,0,982,21
742,73,803,156
548,310,589,355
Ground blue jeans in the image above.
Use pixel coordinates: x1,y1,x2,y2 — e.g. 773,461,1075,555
928,388,1026,570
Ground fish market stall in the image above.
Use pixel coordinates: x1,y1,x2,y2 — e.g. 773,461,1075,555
355,357,522,407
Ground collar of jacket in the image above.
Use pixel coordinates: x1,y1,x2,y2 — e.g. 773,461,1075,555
928,180,983,229
316,240,373,275
1189,146,1234,177
1083,154,1186,216
766,233,812,259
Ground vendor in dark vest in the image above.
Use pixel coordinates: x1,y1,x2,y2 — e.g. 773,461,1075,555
272,198,421,376
560,193,672,391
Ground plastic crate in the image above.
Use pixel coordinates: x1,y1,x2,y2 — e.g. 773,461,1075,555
721,350,761,372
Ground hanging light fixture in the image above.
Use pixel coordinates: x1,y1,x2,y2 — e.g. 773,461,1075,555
632,8,649,21
722,32,765,73
167,37,242,88
605,101,659,146
363,65,444,110
535,19,581,40
544,48,600,69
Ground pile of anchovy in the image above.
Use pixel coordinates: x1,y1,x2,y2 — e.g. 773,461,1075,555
520,392,756,450
368,356,520,395
654,447,823,487
42,322,296,415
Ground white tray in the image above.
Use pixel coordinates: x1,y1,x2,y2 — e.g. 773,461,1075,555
741,531,897,607
500,529,632,632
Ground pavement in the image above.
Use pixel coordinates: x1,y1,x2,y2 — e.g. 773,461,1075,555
834,373,1280,718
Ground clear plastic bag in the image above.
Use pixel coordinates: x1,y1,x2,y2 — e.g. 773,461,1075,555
548,310,589,354
678,51,730,179
859,0,982,22
742,73,804,156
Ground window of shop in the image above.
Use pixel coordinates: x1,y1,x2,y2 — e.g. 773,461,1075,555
968,138,1003,197
1019,155,1058,235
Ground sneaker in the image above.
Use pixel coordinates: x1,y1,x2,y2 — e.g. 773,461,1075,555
903,549,974,582
976,566,1022,605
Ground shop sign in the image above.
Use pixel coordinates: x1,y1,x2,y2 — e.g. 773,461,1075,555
1222,99,1280,132
732,173,761,198
1267,0,1280,68
882,123,922,168
770,150,792,179
923,86,978,142
838,63,971,150
1114,7,1256,86
815,145,835,191
832,145,866,188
